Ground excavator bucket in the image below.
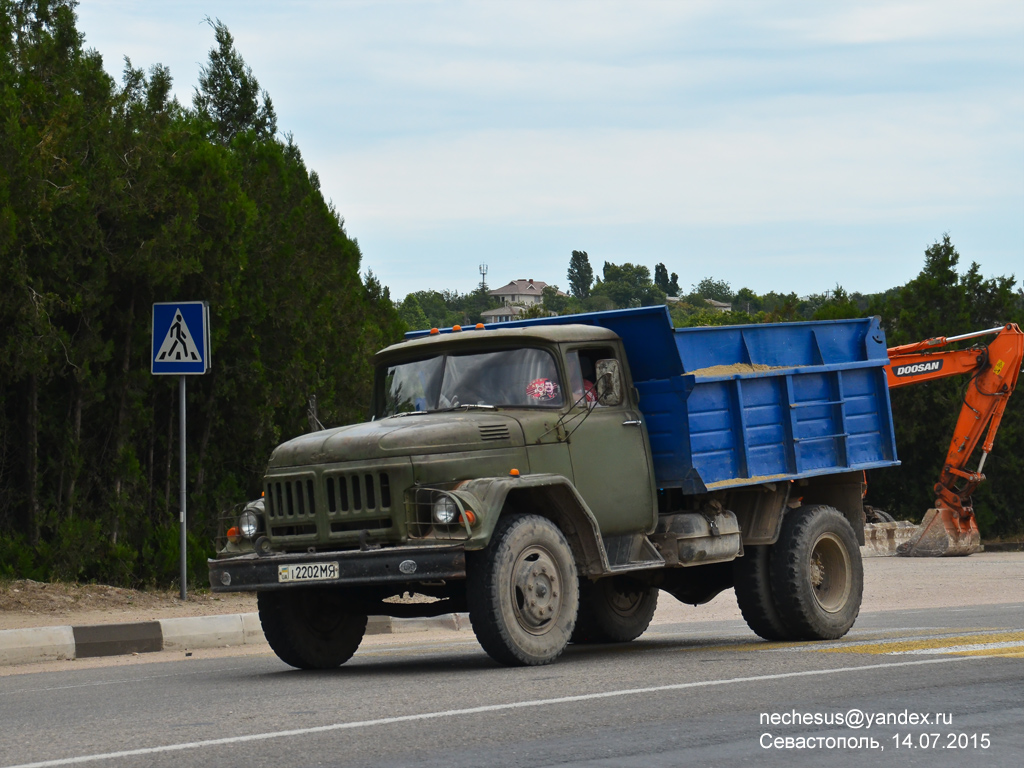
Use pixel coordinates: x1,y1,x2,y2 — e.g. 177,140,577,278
897,507,981,557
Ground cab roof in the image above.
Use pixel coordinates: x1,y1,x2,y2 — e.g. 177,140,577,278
375,324,620,362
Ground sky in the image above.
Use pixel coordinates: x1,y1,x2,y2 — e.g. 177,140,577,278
74,1,1024,302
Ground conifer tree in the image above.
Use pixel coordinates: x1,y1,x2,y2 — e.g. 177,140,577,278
193,18,277,144
567,250,594,299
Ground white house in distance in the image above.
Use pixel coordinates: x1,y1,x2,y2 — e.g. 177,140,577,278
481,278,568,323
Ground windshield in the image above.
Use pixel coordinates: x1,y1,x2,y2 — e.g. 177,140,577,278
381,347,563,416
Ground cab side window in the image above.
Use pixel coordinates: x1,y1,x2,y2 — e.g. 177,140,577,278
566,347,617,406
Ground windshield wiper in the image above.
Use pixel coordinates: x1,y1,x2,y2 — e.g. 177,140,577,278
436,403,496,412
389,410,428,418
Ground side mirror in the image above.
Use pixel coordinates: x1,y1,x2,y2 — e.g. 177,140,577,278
595,359,622,406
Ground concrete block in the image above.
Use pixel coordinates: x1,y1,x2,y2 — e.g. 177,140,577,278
240,612,265,644
862,521,919,557
73,622,162,658
0,626,75,666
160,614,244,651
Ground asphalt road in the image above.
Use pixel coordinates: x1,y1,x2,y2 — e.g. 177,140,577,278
1,602,1021,768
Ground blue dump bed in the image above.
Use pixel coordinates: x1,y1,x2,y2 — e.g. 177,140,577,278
410,306,900,494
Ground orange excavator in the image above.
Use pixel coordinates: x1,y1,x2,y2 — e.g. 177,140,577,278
882,322,1023,556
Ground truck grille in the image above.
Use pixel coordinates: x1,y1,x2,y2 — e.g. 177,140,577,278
265,474,319,540
267,477,317,518
324,472,392,514
264,470,395,541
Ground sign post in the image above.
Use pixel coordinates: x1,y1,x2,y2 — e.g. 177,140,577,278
151,302,210,600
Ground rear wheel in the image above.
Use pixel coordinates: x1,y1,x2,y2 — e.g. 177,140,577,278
572,576,658,644
467,514,579,666
733,545,793,641
770,505,863,640
258,588,367,669
865,506,896,524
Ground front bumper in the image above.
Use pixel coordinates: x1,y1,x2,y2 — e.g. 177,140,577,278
208,545,467,593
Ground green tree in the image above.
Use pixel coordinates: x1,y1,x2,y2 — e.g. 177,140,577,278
397,294,429,331
0,6,405,584
810,285,862,320
654,263,670,293
591,262,665,308
542,284,570,314
667,271,680,297
652,264,680,296
734,287,762,315
461,286,499,324
761,292,801,322
690,277,735,303
192,18,277,144
567,250,594,299
520,303,549,319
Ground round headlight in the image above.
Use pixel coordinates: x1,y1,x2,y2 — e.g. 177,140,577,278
432,495,459,525
239,510,260,539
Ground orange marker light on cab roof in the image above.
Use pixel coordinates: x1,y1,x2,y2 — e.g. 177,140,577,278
510,468,520,477
452,325,462,332
429,328,439,335
476,323,485,329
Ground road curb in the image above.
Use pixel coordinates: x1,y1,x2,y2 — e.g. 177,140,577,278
0,612,471,668
980,541,1024,552
0,626,76,666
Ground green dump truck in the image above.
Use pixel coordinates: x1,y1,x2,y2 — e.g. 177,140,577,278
209,306,899,667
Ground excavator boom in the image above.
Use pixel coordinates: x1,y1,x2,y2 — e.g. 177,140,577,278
882,322,1023,555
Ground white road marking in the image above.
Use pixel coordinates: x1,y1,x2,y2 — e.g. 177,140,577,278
4,656,984,768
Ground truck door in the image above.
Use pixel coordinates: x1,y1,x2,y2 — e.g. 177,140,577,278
563,346,656,535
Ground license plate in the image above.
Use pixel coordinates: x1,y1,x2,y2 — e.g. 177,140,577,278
278,562,339,583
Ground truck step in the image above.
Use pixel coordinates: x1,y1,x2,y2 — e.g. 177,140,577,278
602,533,666,572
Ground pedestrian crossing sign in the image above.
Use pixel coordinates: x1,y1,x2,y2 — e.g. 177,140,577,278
151,302,210,375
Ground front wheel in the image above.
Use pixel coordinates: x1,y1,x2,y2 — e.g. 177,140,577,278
770,505,863,640
467,514,579,666
572,576,658,644
258,588,367,669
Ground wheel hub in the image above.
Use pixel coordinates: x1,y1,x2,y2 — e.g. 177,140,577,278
606,579,645,618
808,532,852,614
511,546,562,634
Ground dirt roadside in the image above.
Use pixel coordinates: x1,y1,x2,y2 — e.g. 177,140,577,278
2,551,1021,631
0,581,256,630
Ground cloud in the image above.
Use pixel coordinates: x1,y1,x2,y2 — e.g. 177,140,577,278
324,92,1017,232
767,0,1024,45
73,0,1023,300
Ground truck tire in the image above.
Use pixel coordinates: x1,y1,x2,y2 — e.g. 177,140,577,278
258,588,367,669
864,505,895,524
769,505,863,640
571,576,658,644
733,545,793,641
467,514,579,666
